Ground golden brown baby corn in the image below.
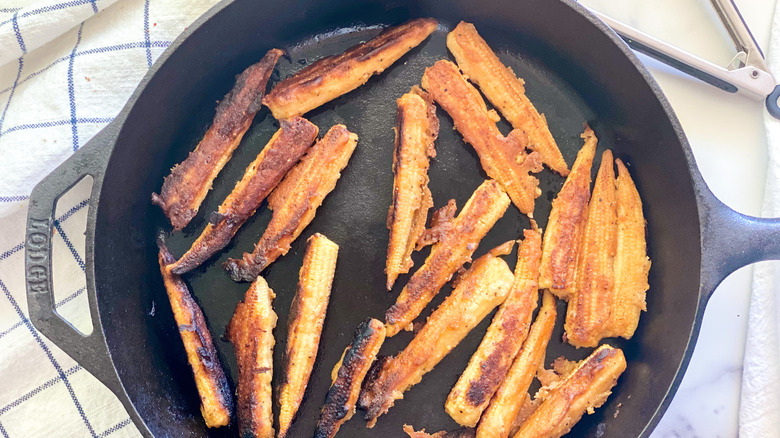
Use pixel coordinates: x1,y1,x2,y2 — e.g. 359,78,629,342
607,159,650,339
445,229,542,427
278,233,339,438
315,318,386,438
511,345,627,438
421,60,543,215
169,117,318,274
263,18,438,120
361,251,514,427
476,291,557,438
539,126,598,298
565,150,618,348
227,276,278,438
157,242,233,428
152,49,283,230
446,22,568,176
384,179,511,337
224,125,358,282
386,87,439,290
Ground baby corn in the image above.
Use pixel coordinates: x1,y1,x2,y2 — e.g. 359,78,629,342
539,126,597,298
511,345,626,438
421,60,543,215
224,125,358,282
263,18,438,120
386,87,439,290
384,179,511,337
315,318,386,438
169,117,318,274
447,22,568,176
445,229,542,427
476,291,557,438
362,251,514,427
227,276,278,438
278,234,339,438
565,150,618,348
608,159,650,339
152,49,283,230
157,242,233,428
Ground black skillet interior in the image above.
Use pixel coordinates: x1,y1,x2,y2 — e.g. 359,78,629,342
93,0,702,436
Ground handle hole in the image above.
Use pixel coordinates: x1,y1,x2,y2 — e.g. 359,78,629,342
52,175,94,336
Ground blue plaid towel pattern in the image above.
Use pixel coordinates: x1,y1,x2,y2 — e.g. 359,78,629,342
0,1,219,436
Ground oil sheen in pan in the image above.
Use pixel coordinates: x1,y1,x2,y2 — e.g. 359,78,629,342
160,23,629,437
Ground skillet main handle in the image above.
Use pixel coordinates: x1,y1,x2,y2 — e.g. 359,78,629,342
24,126,121,391
698,181,780,303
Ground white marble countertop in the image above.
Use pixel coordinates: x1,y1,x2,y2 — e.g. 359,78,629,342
580,0,776,436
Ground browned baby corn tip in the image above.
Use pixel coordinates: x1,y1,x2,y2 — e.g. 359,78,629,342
227,276,278,438
278,233,339,438
152,49,283,230
169,117,319,274
421,59,543,215
386,87,440,291
565,149,618,348
361,251,514,427
511,345,627,438
539,126,598,298
608,159,650,339
384,179,511,337
224,125,358,282
476,290,557,438
446,22,569,176
157,242,232,428
446,229,542,428
315,318,386,438
263,18,438,120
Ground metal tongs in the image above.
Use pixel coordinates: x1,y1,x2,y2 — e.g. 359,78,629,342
589,0,780,119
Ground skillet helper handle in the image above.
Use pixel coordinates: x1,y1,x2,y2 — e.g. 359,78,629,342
25,126,121,392
698,183,780,303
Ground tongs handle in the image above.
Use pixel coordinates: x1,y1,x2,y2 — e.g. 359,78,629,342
587,2,780,120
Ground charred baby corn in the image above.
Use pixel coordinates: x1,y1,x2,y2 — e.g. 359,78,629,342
446,22,568,176
539,126,598,298
476,291,557,438
386,87,439,290
227,276,278,438
445,229,542,427
362,251,514,427
263,18,438,120
224,125,358,282
565,150,618,348
157,241,232,428
511,345,626,438
315,318,386,438
169,117,318,274
384,179,511,337
607,159,650,339
421,60,543,215
152,49,283,230
404,425,476,438
278,233,339,438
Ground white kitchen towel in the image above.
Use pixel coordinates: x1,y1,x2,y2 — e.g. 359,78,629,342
0,0,219,436
739,0,780,435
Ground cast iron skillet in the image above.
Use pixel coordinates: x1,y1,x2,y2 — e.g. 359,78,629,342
24,0,780,436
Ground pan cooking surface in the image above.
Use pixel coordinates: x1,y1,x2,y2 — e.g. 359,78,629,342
161,24,626,436
93,4,704,433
